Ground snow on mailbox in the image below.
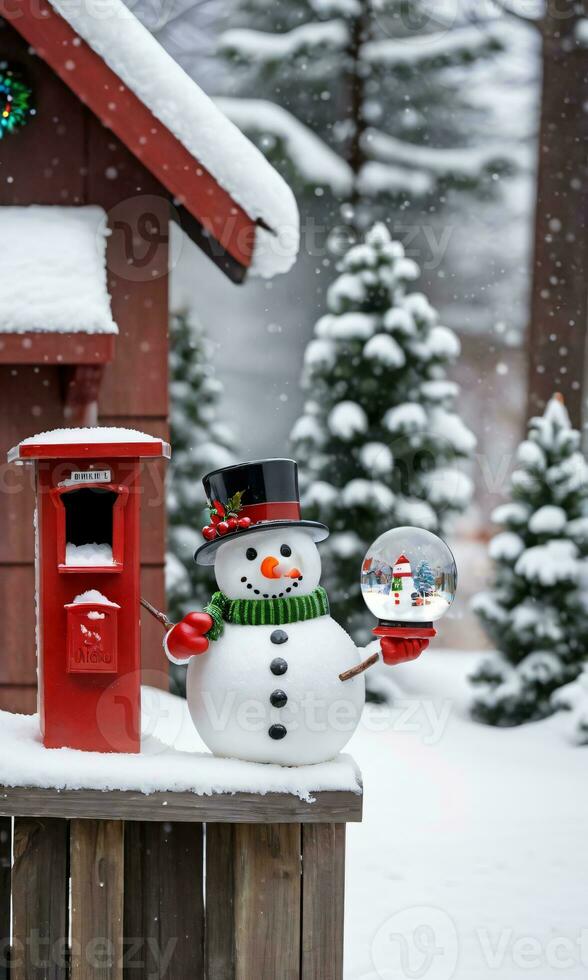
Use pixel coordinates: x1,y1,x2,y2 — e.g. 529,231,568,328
8,427,170,753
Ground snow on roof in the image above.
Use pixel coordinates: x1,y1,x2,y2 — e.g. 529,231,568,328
0,206,117,335
0,688,362,799
216,98,353,196
9,426,171,462
48,0,299,279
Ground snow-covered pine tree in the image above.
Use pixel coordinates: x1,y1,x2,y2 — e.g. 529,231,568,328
471,394,588,727
167,310,235,624
290,222,475,640
218,0,516,207
414,559,435,596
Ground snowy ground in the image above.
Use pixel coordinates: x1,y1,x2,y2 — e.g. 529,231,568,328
345,649,588,979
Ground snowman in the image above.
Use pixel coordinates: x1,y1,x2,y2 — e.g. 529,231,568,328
390,553,416,612
165,459,427,766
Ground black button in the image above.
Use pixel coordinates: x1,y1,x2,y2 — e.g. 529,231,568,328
270,657,288,676
271,629,288,645
268,724,287,740
270,689,288,708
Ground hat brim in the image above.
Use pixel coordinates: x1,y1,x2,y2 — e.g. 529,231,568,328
194,520,330,565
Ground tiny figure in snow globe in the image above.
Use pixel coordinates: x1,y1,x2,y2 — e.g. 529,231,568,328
360,526,457,667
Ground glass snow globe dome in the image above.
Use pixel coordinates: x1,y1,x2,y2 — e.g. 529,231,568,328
361,526,457,624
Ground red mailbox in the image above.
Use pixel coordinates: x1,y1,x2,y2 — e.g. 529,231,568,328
8,428,170,753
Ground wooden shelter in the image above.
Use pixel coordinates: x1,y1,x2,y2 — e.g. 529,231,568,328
0,0,298,712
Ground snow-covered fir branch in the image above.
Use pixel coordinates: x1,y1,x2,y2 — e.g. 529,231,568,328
356,162,434,197
360,21,505,70
362,129,526,179
220,20,349,64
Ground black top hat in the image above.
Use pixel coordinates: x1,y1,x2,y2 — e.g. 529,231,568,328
194,458,329,565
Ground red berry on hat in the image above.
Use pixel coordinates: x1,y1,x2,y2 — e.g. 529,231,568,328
238,517,252,529
226,517,238,531
217,521,230,535
202,525,217,541
210,513,222,526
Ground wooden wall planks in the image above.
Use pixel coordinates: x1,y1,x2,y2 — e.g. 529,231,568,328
0,687,36,715
0,566,37,686
87,111,170,422
0,23,85,206
12,817,69,980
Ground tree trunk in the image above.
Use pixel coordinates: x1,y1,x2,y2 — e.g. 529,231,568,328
527,3,588,428
345,3,368,208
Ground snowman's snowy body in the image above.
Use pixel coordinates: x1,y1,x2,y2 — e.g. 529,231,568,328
187,616,364,765
175,526,365,765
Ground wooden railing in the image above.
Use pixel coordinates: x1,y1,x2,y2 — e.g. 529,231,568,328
0,786,362,980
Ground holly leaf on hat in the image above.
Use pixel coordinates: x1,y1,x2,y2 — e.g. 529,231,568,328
226,490,245,517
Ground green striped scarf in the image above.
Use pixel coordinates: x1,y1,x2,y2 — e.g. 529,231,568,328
205,587,329,641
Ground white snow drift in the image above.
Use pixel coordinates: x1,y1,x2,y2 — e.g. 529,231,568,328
0,207,116,334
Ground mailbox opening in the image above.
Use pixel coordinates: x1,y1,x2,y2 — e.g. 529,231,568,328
63,487,117,566
51,483,129,571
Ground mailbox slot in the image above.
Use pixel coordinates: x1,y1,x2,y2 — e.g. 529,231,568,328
51,483,128,572
65,600,120,674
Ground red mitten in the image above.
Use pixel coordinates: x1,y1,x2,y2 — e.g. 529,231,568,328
380,636,429,666
165,612,214,664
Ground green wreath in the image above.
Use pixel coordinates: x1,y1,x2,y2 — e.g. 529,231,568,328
0,63,35,139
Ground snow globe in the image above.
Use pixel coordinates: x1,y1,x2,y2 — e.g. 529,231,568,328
340,526,457,680
361,526,457,626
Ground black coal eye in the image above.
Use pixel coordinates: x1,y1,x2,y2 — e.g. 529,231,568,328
280,544,292,557
246,548,257,561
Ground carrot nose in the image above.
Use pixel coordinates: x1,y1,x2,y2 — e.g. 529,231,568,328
261,556,281,579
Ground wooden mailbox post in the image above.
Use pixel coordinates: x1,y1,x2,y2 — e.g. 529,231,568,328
8,429,170,753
